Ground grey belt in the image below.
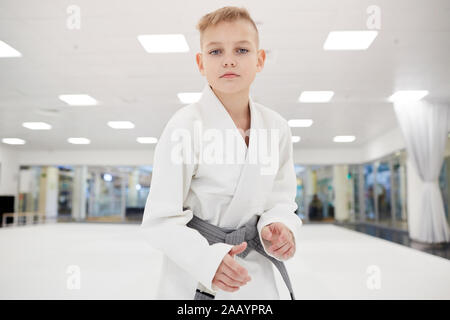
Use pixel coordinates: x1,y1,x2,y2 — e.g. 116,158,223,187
186,214,296,300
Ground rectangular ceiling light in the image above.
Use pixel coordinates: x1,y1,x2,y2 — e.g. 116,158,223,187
2,138,26,145
0,40,22,57
333,135,356,143
288,119,313,127
107,121,135,129
137,137,158,144
177,92,202,104
388,90,429,102
59,94,98,106
323,31,378,50
299,91,334,103
22,122,52,130
137,34,189,53
68,137,91,144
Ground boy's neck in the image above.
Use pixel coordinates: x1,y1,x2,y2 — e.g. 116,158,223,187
210,85,250,120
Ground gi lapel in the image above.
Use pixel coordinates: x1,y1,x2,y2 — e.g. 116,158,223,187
223,94,267,227
197,84,274,228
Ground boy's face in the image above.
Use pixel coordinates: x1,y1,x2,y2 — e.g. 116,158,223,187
196,19,265,94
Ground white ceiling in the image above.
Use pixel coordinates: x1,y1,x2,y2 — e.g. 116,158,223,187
0,0,449,151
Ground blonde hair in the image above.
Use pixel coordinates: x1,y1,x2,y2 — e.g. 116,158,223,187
196,6,259,50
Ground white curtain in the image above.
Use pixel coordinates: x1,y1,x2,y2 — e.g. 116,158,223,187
394,100,450,243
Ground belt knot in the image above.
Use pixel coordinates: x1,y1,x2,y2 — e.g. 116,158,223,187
223,217,259,258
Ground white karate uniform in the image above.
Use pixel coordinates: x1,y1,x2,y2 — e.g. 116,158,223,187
140,83,303,299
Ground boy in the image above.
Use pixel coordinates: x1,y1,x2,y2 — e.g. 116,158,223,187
140,6,302,300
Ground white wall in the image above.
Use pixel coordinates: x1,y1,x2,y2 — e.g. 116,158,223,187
0,124,421,204
292,147,364,165
13,126,406,167
15,149,155,166
362,126,406,163
0,144,19,198
292,126,406,165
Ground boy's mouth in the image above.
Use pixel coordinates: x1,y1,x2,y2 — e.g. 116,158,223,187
220,72,239,78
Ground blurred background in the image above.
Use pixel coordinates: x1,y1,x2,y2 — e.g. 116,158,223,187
0,0,449,299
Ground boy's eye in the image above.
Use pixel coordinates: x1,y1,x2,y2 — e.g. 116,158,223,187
208,48,249,55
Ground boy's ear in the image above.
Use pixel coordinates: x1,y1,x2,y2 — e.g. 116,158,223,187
256,49,266,73
196,53,205,76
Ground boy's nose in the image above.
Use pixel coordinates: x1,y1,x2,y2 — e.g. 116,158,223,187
222,58,236,67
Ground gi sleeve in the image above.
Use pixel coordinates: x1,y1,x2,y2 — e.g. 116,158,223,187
139,112,233,293
257,119,303,260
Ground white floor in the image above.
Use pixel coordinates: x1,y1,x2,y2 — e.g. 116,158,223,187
0,222,449,299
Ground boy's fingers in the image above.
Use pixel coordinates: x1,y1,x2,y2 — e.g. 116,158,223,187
279,229,287,241
271,227,291,246
282,228,292,241
271,234,291,251
261,226,272,240
229,242,247,256
270,236,286,250
284,246,295,259
216,272,247,288
272,223,282,235
271,241,290,254
213,278,239,292
221,260,248,283
274,242,291,256
223,254,248,275
223,255,251,281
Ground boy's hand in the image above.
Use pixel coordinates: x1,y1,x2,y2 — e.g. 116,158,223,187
261,222,295,260
212,242,251,292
